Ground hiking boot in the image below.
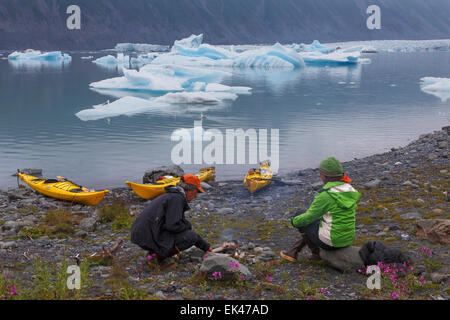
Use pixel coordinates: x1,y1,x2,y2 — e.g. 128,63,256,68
280,236,307,262
159,259,178,271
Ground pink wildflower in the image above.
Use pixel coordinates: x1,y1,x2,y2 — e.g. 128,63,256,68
391,292,399,299
266,275,272,282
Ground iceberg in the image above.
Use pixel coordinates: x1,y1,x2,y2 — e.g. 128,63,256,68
115,43,169,52
153,42,305,69
173,34,204,49
420,77,450,102
90,65,233,93
76,90,240,121
75,96,163,121
93,54,130,67
232,43,305,68
154,92,221,104
299,50,361,65
8,49,71,61
130,53,160,67
291,40,332,53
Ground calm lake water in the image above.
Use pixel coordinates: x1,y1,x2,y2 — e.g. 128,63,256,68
0,49,449,190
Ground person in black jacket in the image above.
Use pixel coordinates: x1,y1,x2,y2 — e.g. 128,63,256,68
131,174,211,269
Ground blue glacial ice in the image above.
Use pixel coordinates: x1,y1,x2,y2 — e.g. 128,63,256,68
8,49,71,61
93,53,130,68
299,50,361,65
290,40,332,53
89,64,247,93
420,77,450,102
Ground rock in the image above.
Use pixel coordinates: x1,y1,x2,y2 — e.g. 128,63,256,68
437,141,448,149
364,179,381,189
416,219,450,244
416,198,425,205
200,253,252,281
0,241,17,249
402,180,419,188
400,212,422,220
432,209,442,214
319,246,364,272
79,217,97,232
2,220,17,231
143,165,184,184
74,230,88,238
431,273,448,284
216,208,234,215
311,181,323,191
155,291,167,299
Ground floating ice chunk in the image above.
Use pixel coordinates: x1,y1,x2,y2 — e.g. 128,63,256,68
204,83,252,94
115,43,169,52
8,49,71,61
420,77,450,102
75,96,162,121
173,43,235,60
90,68,185,92
171,34,233,60
233,43,304,68
291,40,331,53
93,54,129,67
93,55,118,65
300,50,361,65
151,54,227,67
173,34,204,49
154,92,220,104
81,56,94,60
130,53,160,67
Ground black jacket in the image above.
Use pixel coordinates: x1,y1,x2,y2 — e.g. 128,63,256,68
131,186,192,258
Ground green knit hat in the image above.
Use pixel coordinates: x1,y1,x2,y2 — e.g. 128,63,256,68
318,157,343,177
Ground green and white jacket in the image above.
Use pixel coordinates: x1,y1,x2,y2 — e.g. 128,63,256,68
292,181,362,248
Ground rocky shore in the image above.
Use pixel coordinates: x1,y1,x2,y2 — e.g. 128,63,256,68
0,127,448,300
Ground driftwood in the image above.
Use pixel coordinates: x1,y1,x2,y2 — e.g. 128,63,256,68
212,241,246,260
90,239,123,258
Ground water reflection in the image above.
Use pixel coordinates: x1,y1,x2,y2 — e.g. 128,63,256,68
8,59,71,72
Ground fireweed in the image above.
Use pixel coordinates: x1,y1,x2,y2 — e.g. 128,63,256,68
359,256,427,300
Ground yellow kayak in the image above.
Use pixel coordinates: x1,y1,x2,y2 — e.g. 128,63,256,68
126,166,215,199
244,160,273,193
18,172,109,206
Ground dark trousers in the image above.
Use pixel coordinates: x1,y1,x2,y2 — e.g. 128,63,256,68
296,215,339,251
173,229,210,252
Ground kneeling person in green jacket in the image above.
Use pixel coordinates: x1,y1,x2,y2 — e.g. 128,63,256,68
280,157,361,262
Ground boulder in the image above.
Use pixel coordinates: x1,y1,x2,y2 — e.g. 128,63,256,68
400,212,422,220
143,165,185,184
200,253,252,281
319,246,364,272
311,181,323,191
364,179,381,189
416,219,450,244
79,217,97,232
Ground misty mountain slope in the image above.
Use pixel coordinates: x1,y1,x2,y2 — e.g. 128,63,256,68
0,0,449,50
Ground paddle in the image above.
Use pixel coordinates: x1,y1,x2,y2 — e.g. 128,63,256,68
57,176,89,192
